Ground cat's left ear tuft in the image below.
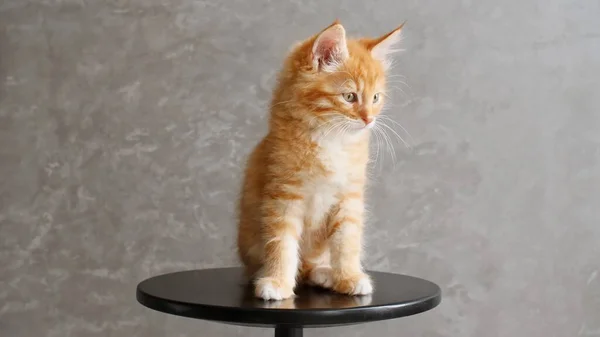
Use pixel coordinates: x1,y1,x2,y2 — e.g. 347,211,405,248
367,22,405,68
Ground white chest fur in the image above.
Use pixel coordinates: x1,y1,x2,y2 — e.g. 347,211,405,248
303,137,354,230
316,136,353,186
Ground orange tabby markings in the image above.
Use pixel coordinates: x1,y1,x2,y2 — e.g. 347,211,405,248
237,21,405,300
264,190,304,201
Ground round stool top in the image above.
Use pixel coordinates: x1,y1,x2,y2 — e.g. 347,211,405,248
136,268,441,328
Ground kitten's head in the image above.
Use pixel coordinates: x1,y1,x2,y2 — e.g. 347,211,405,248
277,21,404,133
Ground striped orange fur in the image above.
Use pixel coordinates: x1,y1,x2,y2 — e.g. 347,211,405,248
237,21,405,300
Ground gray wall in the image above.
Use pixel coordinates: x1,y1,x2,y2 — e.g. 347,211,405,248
1,0,599,336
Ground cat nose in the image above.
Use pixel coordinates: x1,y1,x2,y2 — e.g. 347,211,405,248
361,115,373,125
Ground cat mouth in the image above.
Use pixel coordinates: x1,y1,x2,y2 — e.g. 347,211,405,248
349,119,376,131
364,118,376,130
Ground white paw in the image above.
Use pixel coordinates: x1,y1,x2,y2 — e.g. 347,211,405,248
254,278,294,301
309,267,334,288
256,283,283,301
351,276,373,295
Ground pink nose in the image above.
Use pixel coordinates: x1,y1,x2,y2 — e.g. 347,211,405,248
361,115,373,124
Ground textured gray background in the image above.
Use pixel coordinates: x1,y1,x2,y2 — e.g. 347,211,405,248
1,0,599,336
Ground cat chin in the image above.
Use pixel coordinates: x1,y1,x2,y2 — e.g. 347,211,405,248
340,127,372,142
352,124,375,134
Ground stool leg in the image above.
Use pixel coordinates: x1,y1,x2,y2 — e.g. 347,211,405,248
274,326,302,337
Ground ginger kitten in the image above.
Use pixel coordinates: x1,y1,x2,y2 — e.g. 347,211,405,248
237,21,404,300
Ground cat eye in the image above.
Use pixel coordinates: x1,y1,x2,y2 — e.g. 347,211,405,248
342,92,358,103
373,93,381,103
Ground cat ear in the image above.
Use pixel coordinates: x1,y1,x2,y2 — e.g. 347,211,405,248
312,21,349,72
367,23,405,68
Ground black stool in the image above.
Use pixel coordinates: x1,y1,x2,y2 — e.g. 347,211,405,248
136,268,441,337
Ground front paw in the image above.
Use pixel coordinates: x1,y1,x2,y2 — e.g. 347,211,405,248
254,277,295,300
307,266,334,289
333,273,373,296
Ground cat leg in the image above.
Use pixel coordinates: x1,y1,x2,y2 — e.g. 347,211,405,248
254,198,303,300
237,218,263,280
298,216,336,289
302,247,334,289
307,264,335,289
328,194,373,295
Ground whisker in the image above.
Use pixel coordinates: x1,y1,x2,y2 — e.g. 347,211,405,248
333,69,353,78
321,120,345,140
309,113,351,129
371,126,383,172
387,74,407,79
376,123,396,167
376,128,386,172
378,121,411,150
331,121,345,140
390,85,411,98
387,80,411,88
381,92,392,100
337,79,353,91
338,122,351,140
387,59,398,71
378,115,416,145
270,99,294,108
316,119,338,139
